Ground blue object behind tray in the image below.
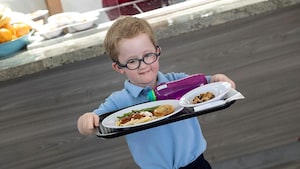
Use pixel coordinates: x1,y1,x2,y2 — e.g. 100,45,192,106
0,31,31,57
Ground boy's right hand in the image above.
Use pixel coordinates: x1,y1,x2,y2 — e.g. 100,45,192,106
77,112,99,135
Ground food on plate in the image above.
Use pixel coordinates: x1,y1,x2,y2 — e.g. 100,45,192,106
153,104,175,117
0,15,31,43
192,92,215,104
0,27,12,42
116,104,175,126
12,22,31,37
0,15,10,27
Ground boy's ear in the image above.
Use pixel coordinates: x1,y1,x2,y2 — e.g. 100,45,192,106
112,62,125,74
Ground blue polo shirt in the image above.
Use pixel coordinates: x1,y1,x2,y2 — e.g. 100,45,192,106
94,71,209,169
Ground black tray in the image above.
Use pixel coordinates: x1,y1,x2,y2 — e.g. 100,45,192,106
96,100,235,139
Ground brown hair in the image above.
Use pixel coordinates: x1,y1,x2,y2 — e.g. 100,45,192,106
104,16,158,62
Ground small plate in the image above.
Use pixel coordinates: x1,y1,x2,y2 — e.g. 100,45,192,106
37,24,64,39
68,17,98,32
179,82,231,107
48,12,81,26
102,100,183,129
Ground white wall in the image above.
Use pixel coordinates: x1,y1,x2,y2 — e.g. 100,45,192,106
61,0,102,13
0,0,109,23
60,0,109,22
0,0,47,13
0,0,104,13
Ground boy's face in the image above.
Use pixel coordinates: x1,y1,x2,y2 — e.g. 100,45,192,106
112,33,159,88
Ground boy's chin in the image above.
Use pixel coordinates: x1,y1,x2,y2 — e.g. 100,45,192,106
134,78,156,87
143,78,157,87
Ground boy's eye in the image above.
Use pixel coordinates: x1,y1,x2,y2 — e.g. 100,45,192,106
144,53,156,59
144,53,152,58
127,59,138,64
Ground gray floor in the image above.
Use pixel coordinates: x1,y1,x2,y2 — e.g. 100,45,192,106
0,4,299,169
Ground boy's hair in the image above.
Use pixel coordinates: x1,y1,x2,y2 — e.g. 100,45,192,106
104,16,158,62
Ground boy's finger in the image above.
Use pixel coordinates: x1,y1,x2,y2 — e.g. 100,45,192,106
85,116,95,130
94,115,99,127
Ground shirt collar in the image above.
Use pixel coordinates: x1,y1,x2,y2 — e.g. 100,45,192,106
124,71,168,98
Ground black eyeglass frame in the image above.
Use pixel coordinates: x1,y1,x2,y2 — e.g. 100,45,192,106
116,46,161,70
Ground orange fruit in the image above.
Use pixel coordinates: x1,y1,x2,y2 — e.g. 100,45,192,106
2,23,16,36
0,17,11,27
0,28,13,43
12,23,31,38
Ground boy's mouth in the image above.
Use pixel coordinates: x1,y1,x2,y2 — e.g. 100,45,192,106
138,69,151,75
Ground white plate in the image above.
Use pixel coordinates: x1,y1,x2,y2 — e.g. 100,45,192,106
38,26,64,39
68,17,98,32
27,10,49,20
179,82,231,107
102,100,183,129
48,12,81,26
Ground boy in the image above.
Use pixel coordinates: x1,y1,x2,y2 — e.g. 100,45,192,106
77,16,235,169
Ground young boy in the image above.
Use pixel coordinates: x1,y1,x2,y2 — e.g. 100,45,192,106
77,16,235,169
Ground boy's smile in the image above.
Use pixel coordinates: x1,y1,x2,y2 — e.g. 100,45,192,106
113,33,160,88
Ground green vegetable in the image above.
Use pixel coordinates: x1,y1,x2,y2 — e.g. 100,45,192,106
117,105,159,119
138,105,159,112
117,111,135,119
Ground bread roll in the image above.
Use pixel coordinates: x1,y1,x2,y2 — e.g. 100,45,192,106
153,104,174,117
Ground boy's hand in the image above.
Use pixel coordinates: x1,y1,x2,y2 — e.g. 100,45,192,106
211,74,236,89
77,112,99,135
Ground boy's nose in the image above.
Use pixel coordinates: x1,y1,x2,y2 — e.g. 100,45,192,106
138,60,148,69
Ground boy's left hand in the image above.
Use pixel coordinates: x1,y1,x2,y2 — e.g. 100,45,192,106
211,74,236,89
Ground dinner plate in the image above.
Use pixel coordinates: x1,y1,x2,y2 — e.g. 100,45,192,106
179,82,231,107
102,100,184,129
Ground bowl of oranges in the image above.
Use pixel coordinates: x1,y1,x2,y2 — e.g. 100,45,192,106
0,15,32,57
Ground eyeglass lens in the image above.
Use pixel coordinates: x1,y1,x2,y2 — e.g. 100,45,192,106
118,46,160,70
126,53,158,70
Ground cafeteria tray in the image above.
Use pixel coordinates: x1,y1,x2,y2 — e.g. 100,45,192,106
96,100,235,139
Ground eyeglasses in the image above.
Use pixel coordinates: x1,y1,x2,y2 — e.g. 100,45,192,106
116,46,161,70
